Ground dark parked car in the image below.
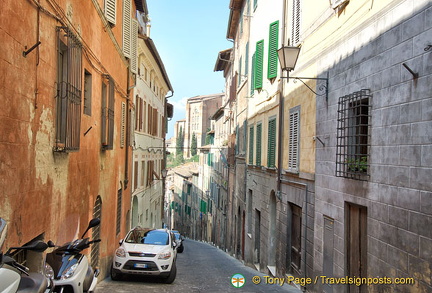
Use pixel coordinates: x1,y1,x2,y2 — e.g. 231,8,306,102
171,230,184,253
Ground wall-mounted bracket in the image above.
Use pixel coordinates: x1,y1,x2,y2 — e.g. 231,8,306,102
281,74,329,102
23,41,41,57
402,63,419,79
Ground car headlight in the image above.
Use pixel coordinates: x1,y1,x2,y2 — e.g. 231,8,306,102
115,247,126,258
158,251,172,260
61,263,78,280
44,263,54,279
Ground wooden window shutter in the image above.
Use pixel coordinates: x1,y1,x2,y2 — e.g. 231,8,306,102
101,82,107,146
153,108,158,136
267,21,279,79
135,96,139,131
249,126,254,164
105,0,117,25
107,77,115,149
142,101,146,132
120,102,126,148
288,108,300,172
139,98,143,131
267,118,276,168
254,40,264,89
250,53,255,95
238,56,242,86
292,0,301,45
256,123,262,166
245,42,249,77
130,19,138,74
122,0,131,58
134,161,138,190
147,104,151,134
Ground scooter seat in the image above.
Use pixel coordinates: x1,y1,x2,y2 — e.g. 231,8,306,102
18,272,48,293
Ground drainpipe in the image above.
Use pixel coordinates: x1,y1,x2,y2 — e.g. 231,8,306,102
279,0,309,291
277,0,288,201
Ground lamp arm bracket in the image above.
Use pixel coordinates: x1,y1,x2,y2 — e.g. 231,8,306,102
282,76,329,101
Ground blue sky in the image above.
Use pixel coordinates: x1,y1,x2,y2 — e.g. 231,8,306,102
146,0,232,139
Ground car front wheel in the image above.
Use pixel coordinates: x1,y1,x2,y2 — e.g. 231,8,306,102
164,262,177,284
110,265,123,281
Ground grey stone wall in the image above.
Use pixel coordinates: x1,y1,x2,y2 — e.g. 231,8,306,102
315,2,432,292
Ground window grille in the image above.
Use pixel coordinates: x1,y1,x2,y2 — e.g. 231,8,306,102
336,89,372,180
101,76,115,150
116,189,122,235
55,26,82,152
84,70,92,116
91,196,102,269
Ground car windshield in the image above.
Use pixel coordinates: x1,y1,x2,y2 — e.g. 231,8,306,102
125,229,169,245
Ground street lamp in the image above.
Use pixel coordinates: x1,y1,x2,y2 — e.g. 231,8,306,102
277,45,329,101
277,46,300,73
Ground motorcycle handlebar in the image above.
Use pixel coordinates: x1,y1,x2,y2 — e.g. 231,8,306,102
13,262,29,275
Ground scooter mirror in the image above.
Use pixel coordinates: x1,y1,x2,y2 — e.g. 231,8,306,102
47,240,56,247
88,218,101,229
81,218,101,238
29,240,49,252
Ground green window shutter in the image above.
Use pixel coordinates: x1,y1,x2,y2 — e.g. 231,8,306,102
251,53,256,95
254,0,258,10
249,126,254,164
267,21,279,79
254,40,264,90
267,118,277,168
256,123,262,166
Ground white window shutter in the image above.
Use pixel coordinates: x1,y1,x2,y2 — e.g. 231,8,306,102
288,109,300,172
122,0,131,58
105,0,117,25
130,19,138,74
121,102,126,148
332,0,349,9
291,0,301,45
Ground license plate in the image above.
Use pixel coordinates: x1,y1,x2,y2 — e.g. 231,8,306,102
134,263,148,268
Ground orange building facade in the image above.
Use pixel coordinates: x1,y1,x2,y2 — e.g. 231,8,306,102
0,0,144,277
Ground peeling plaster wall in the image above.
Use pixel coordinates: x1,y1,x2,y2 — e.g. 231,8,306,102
1,0,134,278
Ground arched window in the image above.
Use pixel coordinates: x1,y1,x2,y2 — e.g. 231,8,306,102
91,196,102,269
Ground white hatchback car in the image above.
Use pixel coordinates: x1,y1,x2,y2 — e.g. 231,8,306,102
111,227,177,283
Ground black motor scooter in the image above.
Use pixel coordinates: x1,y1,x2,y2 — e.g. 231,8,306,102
0,217,53,293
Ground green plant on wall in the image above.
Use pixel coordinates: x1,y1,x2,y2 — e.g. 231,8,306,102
346,157,368,172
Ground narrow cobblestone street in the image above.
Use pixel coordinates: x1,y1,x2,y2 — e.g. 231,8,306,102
95,239,302,292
